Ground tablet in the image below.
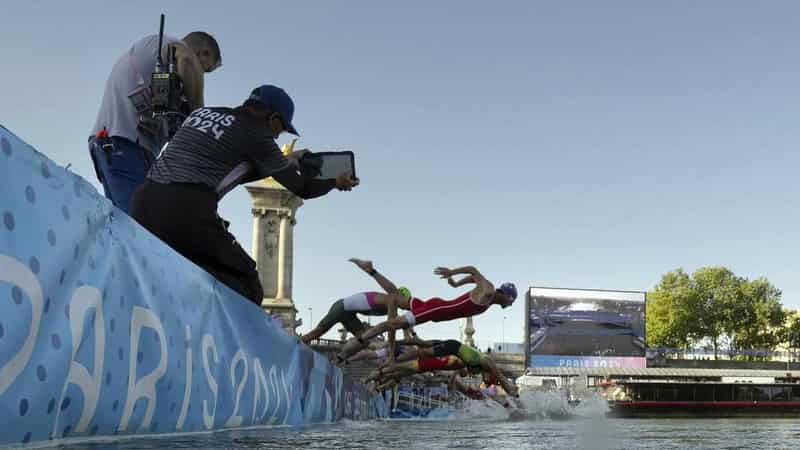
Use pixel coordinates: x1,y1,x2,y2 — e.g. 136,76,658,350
301,151,356,180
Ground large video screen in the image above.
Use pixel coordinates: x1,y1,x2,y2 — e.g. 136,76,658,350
527,287,646,368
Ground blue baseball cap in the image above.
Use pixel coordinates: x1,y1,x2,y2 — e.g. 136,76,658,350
247,85,299,135
498,282,517,301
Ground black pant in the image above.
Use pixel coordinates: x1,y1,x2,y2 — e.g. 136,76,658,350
130,180,264,306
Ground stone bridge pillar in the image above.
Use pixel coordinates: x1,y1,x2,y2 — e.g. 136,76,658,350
464,316,476,348
246,169,304,335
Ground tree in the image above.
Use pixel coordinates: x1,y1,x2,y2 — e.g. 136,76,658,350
729,278,785,358
783,315,800,362
689,267,741,359
646,269,693,349
646,267,786,360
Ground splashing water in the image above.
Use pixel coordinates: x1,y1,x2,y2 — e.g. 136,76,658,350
373,389,610,424
516,390,576,419
450,398,510,421
568,391,610,418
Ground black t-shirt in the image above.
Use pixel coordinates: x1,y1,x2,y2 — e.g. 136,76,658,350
147,106,290,195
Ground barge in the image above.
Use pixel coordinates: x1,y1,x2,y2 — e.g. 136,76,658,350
608,381,800,418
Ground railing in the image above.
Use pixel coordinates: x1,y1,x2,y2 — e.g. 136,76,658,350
394,389,451,411
648,348,800,361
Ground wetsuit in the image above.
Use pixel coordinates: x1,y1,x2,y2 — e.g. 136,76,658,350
431,339,484,371
414,355,464,372
317,292,387,335
404,292,489,326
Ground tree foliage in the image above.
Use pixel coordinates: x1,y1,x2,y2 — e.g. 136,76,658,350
646,267,786,359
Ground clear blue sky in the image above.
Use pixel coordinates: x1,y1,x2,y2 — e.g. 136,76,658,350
3,1,800,349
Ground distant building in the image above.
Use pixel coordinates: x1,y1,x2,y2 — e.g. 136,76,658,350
492,342,526,354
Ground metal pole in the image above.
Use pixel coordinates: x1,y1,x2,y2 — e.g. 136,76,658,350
308,307,313,334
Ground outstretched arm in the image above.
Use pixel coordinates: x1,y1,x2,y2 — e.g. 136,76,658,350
436,266,497,304
434,266,489,286
272,166,338,199
349,258,399,294
447,275,475,288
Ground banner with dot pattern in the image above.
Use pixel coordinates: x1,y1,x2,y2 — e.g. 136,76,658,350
0,125,387,446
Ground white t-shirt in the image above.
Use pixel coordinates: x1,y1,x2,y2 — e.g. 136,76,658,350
91,34,180,153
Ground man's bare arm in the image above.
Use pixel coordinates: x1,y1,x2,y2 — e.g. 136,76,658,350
447,275,475,288
349,258,399,294
436,266,495,303
434,266,488,284
166,42,205,110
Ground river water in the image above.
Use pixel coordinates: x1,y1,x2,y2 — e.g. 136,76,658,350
27,392,800,449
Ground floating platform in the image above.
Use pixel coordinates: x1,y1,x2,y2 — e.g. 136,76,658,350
0,125,387,446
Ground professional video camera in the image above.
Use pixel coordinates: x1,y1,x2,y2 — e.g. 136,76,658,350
128,14,189,151
150,14,189,151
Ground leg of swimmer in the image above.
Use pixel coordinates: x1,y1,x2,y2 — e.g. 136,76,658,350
300,326,328,344
348,349,378,363
301,300,344,344
367,364,392,383
338,315,410,360
338,337,369,361
387,293,398,364
343,313,367,341
379,366,406,381
336,316,373,361
360,314,409,342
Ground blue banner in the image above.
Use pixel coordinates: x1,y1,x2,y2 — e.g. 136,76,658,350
0,125,386,446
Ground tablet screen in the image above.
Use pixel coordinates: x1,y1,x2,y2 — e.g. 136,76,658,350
304,151,356,180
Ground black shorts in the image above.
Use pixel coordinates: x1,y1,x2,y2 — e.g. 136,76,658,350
431,339,462,357
130,180,263,305
317,299,367,335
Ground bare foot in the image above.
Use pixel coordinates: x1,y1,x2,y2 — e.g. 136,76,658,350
349,258,374,273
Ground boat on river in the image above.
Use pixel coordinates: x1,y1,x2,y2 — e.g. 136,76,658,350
608,381,800,417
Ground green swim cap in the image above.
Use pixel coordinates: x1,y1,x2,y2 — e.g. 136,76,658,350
399,286,412,299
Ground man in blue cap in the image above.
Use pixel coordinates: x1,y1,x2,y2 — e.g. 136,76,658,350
130,84,359,305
